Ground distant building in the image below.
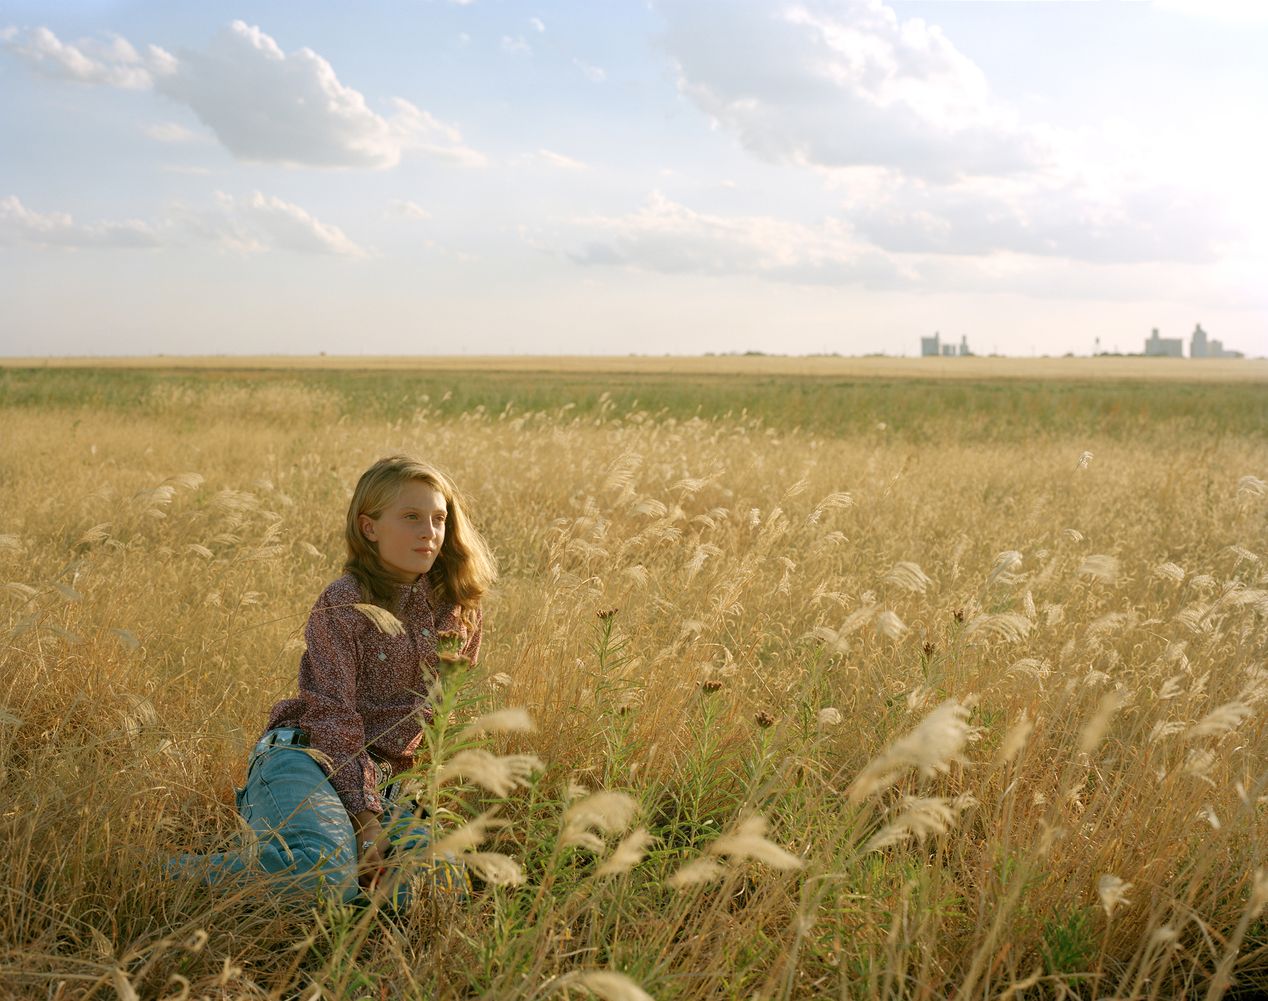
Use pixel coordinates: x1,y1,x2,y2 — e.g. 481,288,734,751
1144,327,1183,357
921,331,972,357
1190,323,1244,359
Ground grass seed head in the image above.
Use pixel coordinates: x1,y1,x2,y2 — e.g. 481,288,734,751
997,711,1034,764
594,828,655,877
709,814,803,869
465,851,525,886
849,698,973,802
1186,701,1253,740
462,707,535,737
1078,691,1123,754
1098,874,1132,918
430,811,510,857
666,857,727,889
864,794,976,853
875,610,907,639
564,970,654,1001
438,750,543,797
561,791,639,850
883,561,933,594
353,603,406,637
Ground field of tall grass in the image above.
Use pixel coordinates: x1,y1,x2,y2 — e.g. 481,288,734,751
1,366,1266,999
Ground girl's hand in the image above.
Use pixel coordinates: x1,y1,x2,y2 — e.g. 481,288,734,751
352,813,389,889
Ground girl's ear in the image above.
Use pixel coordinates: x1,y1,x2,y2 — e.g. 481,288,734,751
359,514,377,541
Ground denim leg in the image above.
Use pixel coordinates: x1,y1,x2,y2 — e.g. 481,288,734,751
165,745,359,904
379,799,472,905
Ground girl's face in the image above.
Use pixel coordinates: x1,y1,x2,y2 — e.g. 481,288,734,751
358,480,448,582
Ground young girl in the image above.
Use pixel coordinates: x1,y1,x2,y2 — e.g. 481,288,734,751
169,454,497,905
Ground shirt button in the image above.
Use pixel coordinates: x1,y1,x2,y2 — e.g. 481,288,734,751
378,652,387,661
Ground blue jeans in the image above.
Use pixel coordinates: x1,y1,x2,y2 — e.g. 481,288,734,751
165,729,469,908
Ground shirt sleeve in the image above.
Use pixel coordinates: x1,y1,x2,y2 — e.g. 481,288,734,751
294,590,381,815
461,605,484,666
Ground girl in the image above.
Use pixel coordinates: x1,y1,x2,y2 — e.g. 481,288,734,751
169,454,497,905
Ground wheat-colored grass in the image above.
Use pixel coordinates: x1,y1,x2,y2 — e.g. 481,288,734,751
1,374,1266,999
2,353,1266,382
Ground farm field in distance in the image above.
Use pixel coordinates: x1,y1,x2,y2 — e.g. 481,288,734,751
1,359,1266,999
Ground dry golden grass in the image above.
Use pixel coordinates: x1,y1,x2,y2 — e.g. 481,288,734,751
1,374,1266,998
2,353,1266,383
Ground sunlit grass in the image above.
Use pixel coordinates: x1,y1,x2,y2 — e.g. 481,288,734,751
1,370,1265,998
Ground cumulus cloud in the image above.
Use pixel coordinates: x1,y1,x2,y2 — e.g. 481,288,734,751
656,0,1044,180
3,21,484,170
0,195,162,248
206,191,367,256
388,199,432,221
848,175,1231,264
501,35,531,54
573,58,606,83
529,17,546,33
656,2,1235,266
565,191,905,287
1,25,174,89
539,149,587,170
1,191,366,256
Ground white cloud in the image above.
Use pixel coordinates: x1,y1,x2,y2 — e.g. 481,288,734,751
1,191,366,257
159,22,484,168
534,149,588,170
529,17,546,33
564,191,905,287
4,22,484,170
573,58,606,83
0,195,162,248
848,174,1231,264
1,25,174,89
501,35,530,55
167,191,367,256
510,149,588,170
388,199,432,221
656,0,1043,180
554,191,1246,305
655,2,1241,267
142,121,202,143
221,191,366,256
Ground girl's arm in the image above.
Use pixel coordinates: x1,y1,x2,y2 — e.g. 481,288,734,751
294,592,384,818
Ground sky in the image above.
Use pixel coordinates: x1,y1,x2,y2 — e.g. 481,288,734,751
1,0,1265,358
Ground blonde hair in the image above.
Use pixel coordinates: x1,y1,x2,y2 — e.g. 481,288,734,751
343,455,496,629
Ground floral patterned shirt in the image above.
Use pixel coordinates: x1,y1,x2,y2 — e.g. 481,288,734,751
264,571,482,816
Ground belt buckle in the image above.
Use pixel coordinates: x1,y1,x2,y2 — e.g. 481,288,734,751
255,727,302,756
